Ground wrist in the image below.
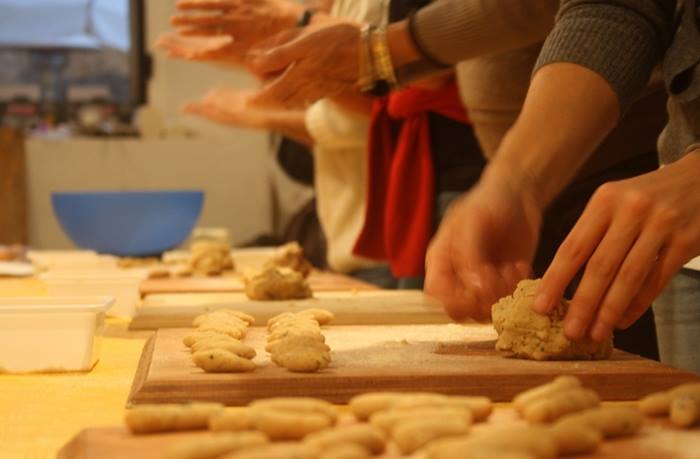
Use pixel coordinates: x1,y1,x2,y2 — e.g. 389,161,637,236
481,158,548,216
386,20,420,68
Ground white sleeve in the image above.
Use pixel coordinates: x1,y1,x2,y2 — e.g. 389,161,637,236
305,99,370,152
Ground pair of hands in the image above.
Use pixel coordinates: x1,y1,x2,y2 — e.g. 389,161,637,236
158,0,360,108
427,152,700,342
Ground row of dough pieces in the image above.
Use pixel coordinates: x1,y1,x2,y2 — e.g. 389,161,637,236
130,240,314,290
124,377,700,459
184,308,334,373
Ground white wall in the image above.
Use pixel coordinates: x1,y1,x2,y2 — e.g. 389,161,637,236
25,0,313,250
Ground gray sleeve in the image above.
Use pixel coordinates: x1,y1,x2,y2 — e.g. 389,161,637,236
535,0,676,112
409,0,560,66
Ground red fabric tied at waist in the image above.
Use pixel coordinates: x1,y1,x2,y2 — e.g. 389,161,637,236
353,80,469,277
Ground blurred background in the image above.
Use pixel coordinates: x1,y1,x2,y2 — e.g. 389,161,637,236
0,0,313,251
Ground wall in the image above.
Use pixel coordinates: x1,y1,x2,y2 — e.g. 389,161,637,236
25,0,313,250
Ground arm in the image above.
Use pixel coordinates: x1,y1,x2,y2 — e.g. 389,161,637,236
424,0,675,323
245,0,560,107
396,0,559,67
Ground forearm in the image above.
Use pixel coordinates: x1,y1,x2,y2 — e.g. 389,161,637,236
535,0,674,112
484,62,620,209
265,111,315,147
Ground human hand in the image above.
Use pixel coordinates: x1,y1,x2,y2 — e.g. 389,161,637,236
533,151,700,342
425,167,542,322
155,32,250,65
182,87,280,130
172,0,301,44
244,21,361,108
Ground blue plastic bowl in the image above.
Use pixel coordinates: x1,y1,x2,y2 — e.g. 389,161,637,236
51,190,204,257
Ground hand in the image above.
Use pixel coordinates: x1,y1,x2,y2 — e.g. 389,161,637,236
155,32,249,65
172,0,301,44
425,167,542,322
533,151,700,342
245,21,360,108
183,87,280,130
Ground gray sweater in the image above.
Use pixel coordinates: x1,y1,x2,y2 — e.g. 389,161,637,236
536,0,700,165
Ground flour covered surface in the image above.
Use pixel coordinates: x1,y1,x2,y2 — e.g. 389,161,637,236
491,279,612,361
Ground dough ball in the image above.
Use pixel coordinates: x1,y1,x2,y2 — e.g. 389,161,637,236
492,279,612,361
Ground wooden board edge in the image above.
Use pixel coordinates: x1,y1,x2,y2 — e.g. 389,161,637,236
126,333,157,408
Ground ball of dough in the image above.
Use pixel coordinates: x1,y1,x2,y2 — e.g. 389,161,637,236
491,279,612,361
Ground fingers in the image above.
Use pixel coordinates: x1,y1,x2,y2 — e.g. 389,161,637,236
456,263,511,320
425,242,475,322
534,202,611,315
588,220,669,341
618,234,695,329
245,29,307,76
176,0,240,11
564,205,644,340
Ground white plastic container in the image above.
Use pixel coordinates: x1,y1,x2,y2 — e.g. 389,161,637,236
39,270,147,317
0,296,113,373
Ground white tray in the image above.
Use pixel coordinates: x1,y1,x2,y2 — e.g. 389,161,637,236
0,296,113,373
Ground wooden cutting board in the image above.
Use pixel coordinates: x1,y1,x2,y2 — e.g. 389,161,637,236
127,326,698,406
139,271,378,296
58,409,700,459
129,290,450,330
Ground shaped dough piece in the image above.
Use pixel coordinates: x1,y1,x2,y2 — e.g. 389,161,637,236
513,376,582,414
426,426,557,459
304,424,386,455
165,432,269,459
370,407,472,433
263,241,313,278
348,392,437,421
190,240,234,275
272,348,331,372
191,339,256,359
221,443,318,459
318,444,370,459
267,335,331,354
250,409,332,440
209,409,257,432
492,279,613,361
183,330,231,348
193,349,256,373
249,398,338,424
125,403,223,434
193,312,248,328
555,406,642,438
548,422,601,456
244,266,312,301
392,415,471,454
522,388,600,423
196,323,247,340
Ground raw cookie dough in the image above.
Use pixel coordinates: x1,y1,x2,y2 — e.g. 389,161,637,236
125,403,223,434
492,279,613,361
165,432,269,459
190,240,235,276
193,349,256,373
191,338,256,359
263,241,313,278
244,266,312,301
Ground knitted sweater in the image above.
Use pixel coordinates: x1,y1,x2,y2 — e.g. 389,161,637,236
535,0,695,164
409,0,667,168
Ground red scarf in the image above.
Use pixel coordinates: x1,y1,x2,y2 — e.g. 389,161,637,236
353,80,469,277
